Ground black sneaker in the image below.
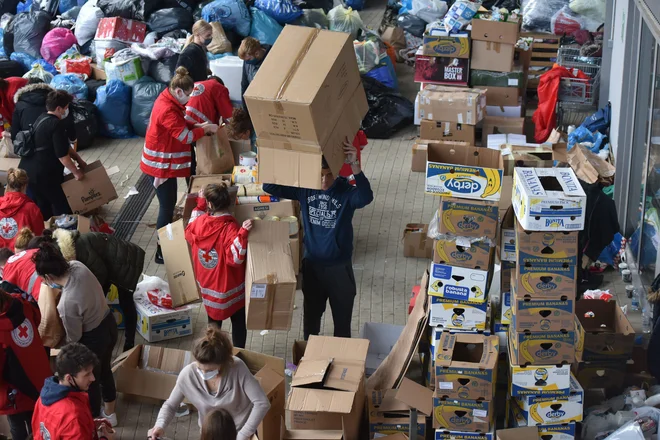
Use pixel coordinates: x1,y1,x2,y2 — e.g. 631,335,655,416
155,245,164,265
123,341,134,352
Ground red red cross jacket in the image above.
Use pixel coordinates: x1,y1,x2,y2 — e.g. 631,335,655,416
2,249,42,300
140,89,206,179
0,294,51,415
184,197,248,321
0,192,45,250
185,79,233,125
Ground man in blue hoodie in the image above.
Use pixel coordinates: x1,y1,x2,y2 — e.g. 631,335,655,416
263,141,374,339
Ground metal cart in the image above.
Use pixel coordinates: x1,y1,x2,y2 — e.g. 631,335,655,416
555,46,602,130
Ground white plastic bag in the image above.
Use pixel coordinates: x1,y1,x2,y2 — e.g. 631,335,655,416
570,0,606,24
134,274,170,301
443,0,481,33
74,0,103,47
23,63,54,82
328,5,364,39
412,0,448,24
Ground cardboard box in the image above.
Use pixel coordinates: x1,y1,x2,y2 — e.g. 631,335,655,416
429,296,489,331
497,144,559,176
245,221,296,330
134,294,193,343
486,134,528,151
573,360,626,392
367,388,427,440
515,374,583,425
428,262,490,303
61,160,118,214
515,223,578,264
287,335,369,440
471,18,521,45
244,27,367,189
514,264,576,299
281,421,343,440
290,234,301,274
436,430,494,440
537,424,577,440
436,198,499,240
500,207,516,262
496,427,538,440
512,168,587,231
432,397,492,432
433,239,493,270
423,30,470,58
508,341,571,397
425,143,504,200
481,117,525,147
403,224,434,259
95,17,146,43
500,291,511,325
509,325,575,366
420,120,476,145
157,220,201,307
412,141,428,172
415,51,470,86
486,102,524,119
231,200,298,223
434,333,498,400
508,406,577,440
471,65,525,88
471,41,515,73
511,289,574,332
501,260,515,293
182,174,233,223
419,85,487,125
575,300,635,361
360,322,405,376
230,138,252,165
481,86,520,107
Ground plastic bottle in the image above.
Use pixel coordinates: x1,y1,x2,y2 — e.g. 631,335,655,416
632,288,640,311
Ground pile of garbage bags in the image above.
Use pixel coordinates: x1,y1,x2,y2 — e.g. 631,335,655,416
522,0,606,33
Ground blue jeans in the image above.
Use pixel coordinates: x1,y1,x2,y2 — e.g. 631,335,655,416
148,176,178,231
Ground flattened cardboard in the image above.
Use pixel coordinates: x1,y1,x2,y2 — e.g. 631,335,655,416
245,221,297,330
418,85,487,126
412,141,428,172
403,224,434,259
62,160,118,214
512,168,587,231
367,386,428,440
423,30,470,58
511,288,574,332
157,220,201,307
420,120,476,145
508,339,571,397
471,41,515,73
415,51,470,86
360,322,405,376
436,198,499,240
481,117,525,147
426,143,504,201
428,262,490,303
429,296,489,331
575,300,635,361
515,374,583,425
471,18,521,45
432,397,492,432
509,325,575,366
434,333,498,400
433,239,493,269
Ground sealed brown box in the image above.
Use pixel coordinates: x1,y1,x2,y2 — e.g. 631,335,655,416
575,300,635,361
245,221,297,330
471,18,521,45
62,160,118,214
433,238,493,269
231,200,298,223
471,41,515,73
515,222,579,262
287,335,370,440
412,142,428,172
418,85,487,125
479,86,520,107
435,333,499,400
403,223,433,259
481,116,525,146
157,220,201,307
420,120,476,144
182,174,232,223
367,386,428,440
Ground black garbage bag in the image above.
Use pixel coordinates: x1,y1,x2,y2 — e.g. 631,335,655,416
298,0,332,13
61,5,81,19
162,29,189,40
360,76,413,139
31,0,59,17
224,27,242,51
193,0,211,19
70,99,100,151
11,11,50,59
144,0,198,17
0,59,23,77
0,0,18,15
97,0,145,20
3,14,14,55
85,78,106,103
397,13,426,38
131,76,165,137
148,55,178,84
148,8,194,36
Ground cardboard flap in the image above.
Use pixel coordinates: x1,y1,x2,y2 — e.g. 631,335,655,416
428,142,503,169
287,388,355,414
250,219,290,244
187,174,233,194
291,358,332,387
111,345,140,372
372,389,409,413
324,360,365,392
436,333,498,369
234,347,286,377
255,366,285,396
304,335,370,362
394,378,433,416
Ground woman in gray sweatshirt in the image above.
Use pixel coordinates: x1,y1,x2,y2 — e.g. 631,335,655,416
148,326,270,440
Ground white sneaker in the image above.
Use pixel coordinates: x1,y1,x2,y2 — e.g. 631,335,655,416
100,408,118,427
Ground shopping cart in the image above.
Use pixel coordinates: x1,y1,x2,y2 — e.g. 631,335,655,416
555,46,602,130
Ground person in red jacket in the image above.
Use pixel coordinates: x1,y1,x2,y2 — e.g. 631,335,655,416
0,168,44,250
0,248,42,301
185,183,252,348
141,66,218,264
0,77,28,136
0,287,51,440
32,342,112,440
185,76,233,125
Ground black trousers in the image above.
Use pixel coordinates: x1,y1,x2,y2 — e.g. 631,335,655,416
105,284,138,349
28,179,71,220
7,411,32,440
148,176,178,231
301,259,356,340
208,307,247,348
79,313,118,417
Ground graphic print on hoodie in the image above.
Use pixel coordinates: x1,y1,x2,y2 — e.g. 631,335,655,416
0,192,45,249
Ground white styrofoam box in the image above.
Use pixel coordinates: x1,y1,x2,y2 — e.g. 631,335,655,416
360,322,404,376
487,133,529,150
135,294,194,343
210,56,244,105
486,97,524,118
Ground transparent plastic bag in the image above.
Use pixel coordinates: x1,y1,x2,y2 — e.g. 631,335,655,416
22,62,53,82
51,73,88,99
353,38,381,73
570,0,605,24
411,0,447,24
249,7,282,46
522,0,570,33
328,5,363,39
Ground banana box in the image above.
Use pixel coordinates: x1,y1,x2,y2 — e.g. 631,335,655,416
494,320,507,354
575,299,635,361
500,206,516,262
508,337,571,397
437,197,499,240
434,238,494,270
509,326,576,366
511,287,575,332
435,429,494,440
514,259,576,298
426,143,504,201
367,389,427,440
572,360,627,392
432,397,492,432
435,333,499,400
515,223,578,262
429,296,490,330
501,260,515,295
429,263,490,303
512,167,586,231
509,401,577,440
500,291,512,325
514,374,584,425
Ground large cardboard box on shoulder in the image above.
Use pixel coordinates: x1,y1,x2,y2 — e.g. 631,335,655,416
245,221,297,330
287,335,370,440
157,220,201,307
62,160,118,214
244,26,368,189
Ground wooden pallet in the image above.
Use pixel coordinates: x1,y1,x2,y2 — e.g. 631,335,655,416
521,32,561,91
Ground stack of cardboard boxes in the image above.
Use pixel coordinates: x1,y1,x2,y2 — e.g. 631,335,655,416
506,167,588,438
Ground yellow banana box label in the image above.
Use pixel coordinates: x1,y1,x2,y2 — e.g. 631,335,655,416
367,389,427,440
433,239,494,270
515,224,579,262
437,197,500,240
423,32,471,58
509,326,576,366
512,167,586,231
426,143,504,201
575,299,635,361
435,429,494,440
435,333,499,400
429,263,490,303
432,397,492,432
429,298,490,331
509,399,578,440
500,291,512,325
508,337,571,397
511,288,575,332
516,374,584,424
515,259,576,297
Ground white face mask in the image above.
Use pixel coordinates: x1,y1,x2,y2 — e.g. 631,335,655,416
175,89,190,105
197,367,219,381
61,107,69,119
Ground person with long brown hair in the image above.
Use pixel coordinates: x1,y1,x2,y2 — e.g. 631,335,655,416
148,326,269,440
141,66,218,264
0,168,43,250
201,408,237,440
177,20,213,82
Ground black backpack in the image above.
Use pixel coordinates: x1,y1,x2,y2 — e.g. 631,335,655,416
13,116,49,158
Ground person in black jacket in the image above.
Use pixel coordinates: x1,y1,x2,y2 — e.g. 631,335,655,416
238,37,270,110
176,20,213,83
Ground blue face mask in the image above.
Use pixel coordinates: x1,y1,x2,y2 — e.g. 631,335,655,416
244,58,260,65
45,278,63,290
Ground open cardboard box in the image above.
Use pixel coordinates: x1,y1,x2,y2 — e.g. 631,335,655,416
182,174,233,223
436,197,499,240
403,223,434,259
575,299,635,361
367,380,429,440
280,416,344,439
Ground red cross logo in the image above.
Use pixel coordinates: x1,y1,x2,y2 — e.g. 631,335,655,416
198,248,218,269
18,325,28,339
11,319,33,348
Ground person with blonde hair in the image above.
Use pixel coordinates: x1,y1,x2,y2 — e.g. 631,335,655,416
13,228,34,253
0,168,43,250
177,20,214,82
141,66,218,264
238,37,270,108
148,327,269,440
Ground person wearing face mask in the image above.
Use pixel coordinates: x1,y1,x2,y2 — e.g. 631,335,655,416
148,326,269,440
177,20,214,83
17,90,85,220
32,243,118,426
238,37,270,123
142,66,218,264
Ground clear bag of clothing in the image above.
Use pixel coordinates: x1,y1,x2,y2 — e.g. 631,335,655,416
328,5,363,39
